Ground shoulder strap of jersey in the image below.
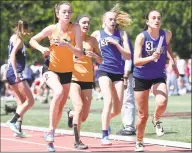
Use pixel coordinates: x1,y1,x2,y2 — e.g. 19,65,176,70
96,30,102,42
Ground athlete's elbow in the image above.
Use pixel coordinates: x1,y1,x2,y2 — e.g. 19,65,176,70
29,38,34,47
134,61,141,67
124,53,130,60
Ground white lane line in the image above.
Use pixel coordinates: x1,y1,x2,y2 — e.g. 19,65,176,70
1,137,91,152
1,123,191,149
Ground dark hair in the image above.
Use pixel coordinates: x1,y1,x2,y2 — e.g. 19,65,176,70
143,9,161,31
54,1,73,23
76,14,90,23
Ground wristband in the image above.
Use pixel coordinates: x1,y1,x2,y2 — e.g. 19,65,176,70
83,48,86,55
123,76,128,79
63,38,70,43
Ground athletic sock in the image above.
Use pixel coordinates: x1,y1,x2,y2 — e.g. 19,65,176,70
102,130,108,138
10,113,20,123
73,124,79,143
16,120,22,132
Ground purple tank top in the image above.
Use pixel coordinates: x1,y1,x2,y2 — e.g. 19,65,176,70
133,30,167,79
98,29,125,74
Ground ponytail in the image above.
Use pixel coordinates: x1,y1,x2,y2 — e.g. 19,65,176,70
14,20,29,38
110,3,132,30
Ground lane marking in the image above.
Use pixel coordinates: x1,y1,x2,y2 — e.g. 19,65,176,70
1,137,91,152
1,123,191,149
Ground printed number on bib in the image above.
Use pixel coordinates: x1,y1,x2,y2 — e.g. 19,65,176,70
100,39,108,47
145,41,153,52
44,74,49,81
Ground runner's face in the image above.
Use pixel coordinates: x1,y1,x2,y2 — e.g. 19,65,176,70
147,11,161,29
57,4,72,23
79,17,90,33
103,12,117,30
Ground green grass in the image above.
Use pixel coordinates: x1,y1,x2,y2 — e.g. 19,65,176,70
1,94,191,143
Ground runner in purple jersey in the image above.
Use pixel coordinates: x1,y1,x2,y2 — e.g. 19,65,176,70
133,10,179,152
92,4,132,145
6,20,34,138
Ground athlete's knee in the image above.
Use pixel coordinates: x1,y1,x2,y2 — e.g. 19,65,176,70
74,104,83,115
138,113,149,123
103,99,112,108
157,98,167,108
25,93,35,108
25,98,35,109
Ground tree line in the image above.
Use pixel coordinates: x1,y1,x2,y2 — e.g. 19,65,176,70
1,0,191,64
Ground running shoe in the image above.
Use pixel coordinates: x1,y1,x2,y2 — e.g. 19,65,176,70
13,130,30,138
135,141,144,152
6,120,20,134
101,136,112,145
74,140,88,150
44,130,54,142
152,119,164,136
47,142,55,152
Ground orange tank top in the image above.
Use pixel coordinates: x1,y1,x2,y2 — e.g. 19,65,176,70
72,36,94,82
47,23,75,73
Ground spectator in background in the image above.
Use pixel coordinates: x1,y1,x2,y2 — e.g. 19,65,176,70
187,59,191,83
166,53,179,96
22,64,33,87
116,36,136,136
0,63,11,97
30,61,41,80
176,55,191,94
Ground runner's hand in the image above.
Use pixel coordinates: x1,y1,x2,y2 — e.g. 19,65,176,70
15,73,21,82
151,51,160,61
105,37,118,46
123,77,128,90
40,47,50,57
85,51,98,58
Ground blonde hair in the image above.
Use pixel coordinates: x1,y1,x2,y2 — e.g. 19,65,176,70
14,20,29,38
110,3,132,29
54,1,73,23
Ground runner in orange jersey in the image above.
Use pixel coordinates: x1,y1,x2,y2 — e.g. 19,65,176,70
67,14,102,150
29,1,83,152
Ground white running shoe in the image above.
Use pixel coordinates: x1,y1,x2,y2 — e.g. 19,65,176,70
135,141,144,152
13,131,30,138
152,120,164,137
101,136,112,145
44,130,54,142
6,120,20,134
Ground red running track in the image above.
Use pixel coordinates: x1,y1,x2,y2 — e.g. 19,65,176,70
1,127,191,152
